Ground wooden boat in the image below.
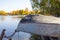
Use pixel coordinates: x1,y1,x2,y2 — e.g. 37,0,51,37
16,14,60,39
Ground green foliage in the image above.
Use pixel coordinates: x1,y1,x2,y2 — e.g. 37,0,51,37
30,0,60,17
30,0,40,10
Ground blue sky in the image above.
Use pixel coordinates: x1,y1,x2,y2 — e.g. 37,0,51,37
0,0,32,12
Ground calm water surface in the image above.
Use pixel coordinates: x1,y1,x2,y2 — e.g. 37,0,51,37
0,16,31,40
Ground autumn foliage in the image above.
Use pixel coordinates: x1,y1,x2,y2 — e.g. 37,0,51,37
0,8,40,15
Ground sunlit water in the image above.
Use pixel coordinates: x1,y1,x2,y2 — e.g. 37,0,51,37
0,16,31,40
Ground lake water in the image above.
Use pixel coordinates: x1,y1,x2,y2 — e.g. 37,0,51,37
0,16,31,40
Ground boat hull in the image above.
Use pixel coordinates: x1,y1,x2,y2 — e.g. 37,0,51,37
16,23,60,37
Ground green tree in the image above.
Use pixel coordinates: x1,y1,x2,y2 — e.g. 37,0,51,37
30,0,60,17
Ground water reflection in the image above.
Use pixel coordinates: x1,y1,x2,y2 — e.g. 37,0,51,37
0,16,31,40
0,16,5,21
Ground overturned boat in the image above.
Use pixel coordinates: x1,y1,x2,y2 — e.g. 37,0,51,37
16,14,60,38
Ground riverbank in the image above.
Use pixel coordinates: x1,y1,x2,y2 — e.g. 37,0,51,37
0,15,26,18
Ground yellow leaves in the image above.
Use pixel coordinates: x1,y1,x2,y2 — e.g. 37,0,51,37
11,11,17,15
10,9,41,15
0,10,7,15
29,11,35,14
0,8,41,15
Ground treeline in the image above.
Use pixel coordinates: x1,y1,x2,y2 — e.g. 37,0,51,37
10,9,37,15
0,9,40,15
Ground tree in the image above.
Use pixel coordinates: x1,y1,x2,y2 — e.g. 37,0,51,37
11,11,18,15
0,10,6,15
29,11,35,14
30,0,60,17
24,8,29,15
19,10,24,15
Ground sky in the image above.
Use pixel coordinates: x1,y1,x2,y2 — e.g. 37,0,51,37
0,0,32,12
